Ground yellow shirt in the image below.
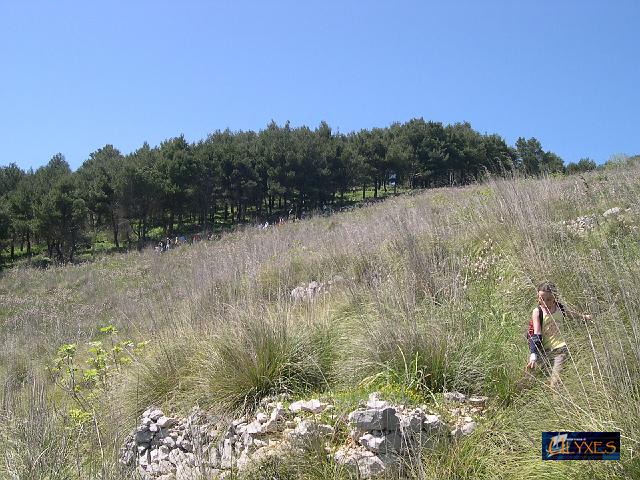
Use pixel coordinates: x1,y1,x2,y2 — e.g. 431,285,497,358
542,307,566,351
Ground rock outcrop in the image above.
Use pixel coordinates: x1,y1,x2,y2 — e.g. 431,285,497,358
120,391,487,479
334,393,449,478
120,399,334,479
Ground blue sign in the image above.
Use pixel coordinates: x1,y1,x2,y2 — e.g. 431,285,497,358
542,432,620,460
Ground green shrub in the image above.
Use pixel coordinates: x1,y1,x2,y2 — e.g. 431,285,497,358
193,311,334,413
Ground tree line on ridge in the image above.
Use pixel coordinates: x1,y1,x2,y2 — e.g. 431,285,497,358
0,118,598,264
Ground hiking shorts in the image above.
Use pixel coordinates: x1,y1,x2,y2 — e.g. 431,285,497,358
540,346,568,386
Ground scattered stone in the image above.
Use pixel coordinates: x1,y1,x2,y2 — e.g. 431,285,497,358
348,407,400,431
468,396,488,408
157,416,177,428
288,399,330,414
255,412,268,424
461,421,477,435
603,207,621,217
135,428,154,444
149,409,164,421
444,392,467,403
122,393,482,479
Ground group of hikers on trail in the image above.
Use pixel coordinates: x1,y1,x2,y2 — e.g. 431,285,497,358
525,281,592,387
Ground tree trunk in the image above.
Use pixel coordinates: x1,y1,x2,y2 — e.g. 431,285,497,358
362,185,366,199
111,211,120,249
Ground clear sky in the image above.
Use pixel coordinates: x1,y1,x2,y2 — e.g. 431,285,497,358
1,0,638,171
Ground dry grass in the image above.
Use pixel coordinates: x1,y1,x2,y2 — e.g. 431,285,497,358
1,164,639,478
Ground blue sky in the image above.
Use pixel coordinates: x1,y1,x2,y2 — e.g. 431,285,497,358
1,0,638,171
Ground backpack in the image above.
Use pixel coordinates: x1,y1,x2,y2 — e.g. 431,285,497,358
527,303,566,340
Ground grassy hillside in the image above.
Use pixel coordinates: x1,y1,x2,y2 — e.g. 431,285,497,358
1,166,639,479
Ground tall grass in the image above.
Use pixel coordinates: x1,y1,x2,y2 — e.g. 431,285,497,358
1,165,639,478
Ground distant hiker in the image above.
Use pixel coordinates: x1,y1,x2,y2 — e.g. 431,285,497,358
526,282,591,387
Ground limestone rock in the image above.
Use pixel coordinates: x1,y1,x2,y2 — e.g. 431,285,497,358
157,416,178,428
135,427,154,444
148,409,164,421
468,396,488,408
288,399,329,414
444,392,466,403
348,407,400,431
461,421,477,435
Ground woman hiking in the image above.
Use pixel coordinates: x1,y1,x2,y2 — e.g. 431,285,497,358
526,282,591,387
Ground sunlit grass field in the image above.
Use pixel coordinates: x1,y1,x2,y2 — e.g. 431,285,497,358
1,166,638,479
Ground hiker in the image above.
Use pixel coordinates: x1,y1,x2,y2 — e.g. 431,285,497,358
526,281,591,387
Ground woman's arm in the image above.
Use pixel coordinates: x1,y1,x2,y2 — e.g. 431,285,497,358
563,304,592,322
527,307,543,369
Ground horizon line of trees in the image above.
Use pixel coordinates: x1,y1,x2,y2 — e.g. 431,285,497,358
0,118,602,264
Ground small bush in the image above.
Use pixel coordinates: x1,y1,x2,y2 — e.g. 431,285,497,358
193,310,334,413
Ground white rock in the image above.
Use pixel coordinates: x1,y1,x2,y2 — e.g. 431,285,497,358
245,420,262,435
468,396,488,408
357,454,395,478
444,392,466,403
150,445,170,463
175,464,196,480
157,416,177,428
270,403,285,422
461,421,477,435
289,399,328,414
400,411,423,433
359,433,384,452
293,420,317,438
603,207,621,217
162,437,176,449
348,407,399,431
423,414,447,434
335,448,397,479
291,286,307,301
255,412,268,424
139,451,151,468
236,447,252,471
169,450,196,468
220,439,235,469
157,460,175,475
149,409,164,421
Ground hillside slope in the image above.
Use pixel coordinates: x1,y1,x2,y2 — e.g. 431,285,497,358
1,167,639,479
